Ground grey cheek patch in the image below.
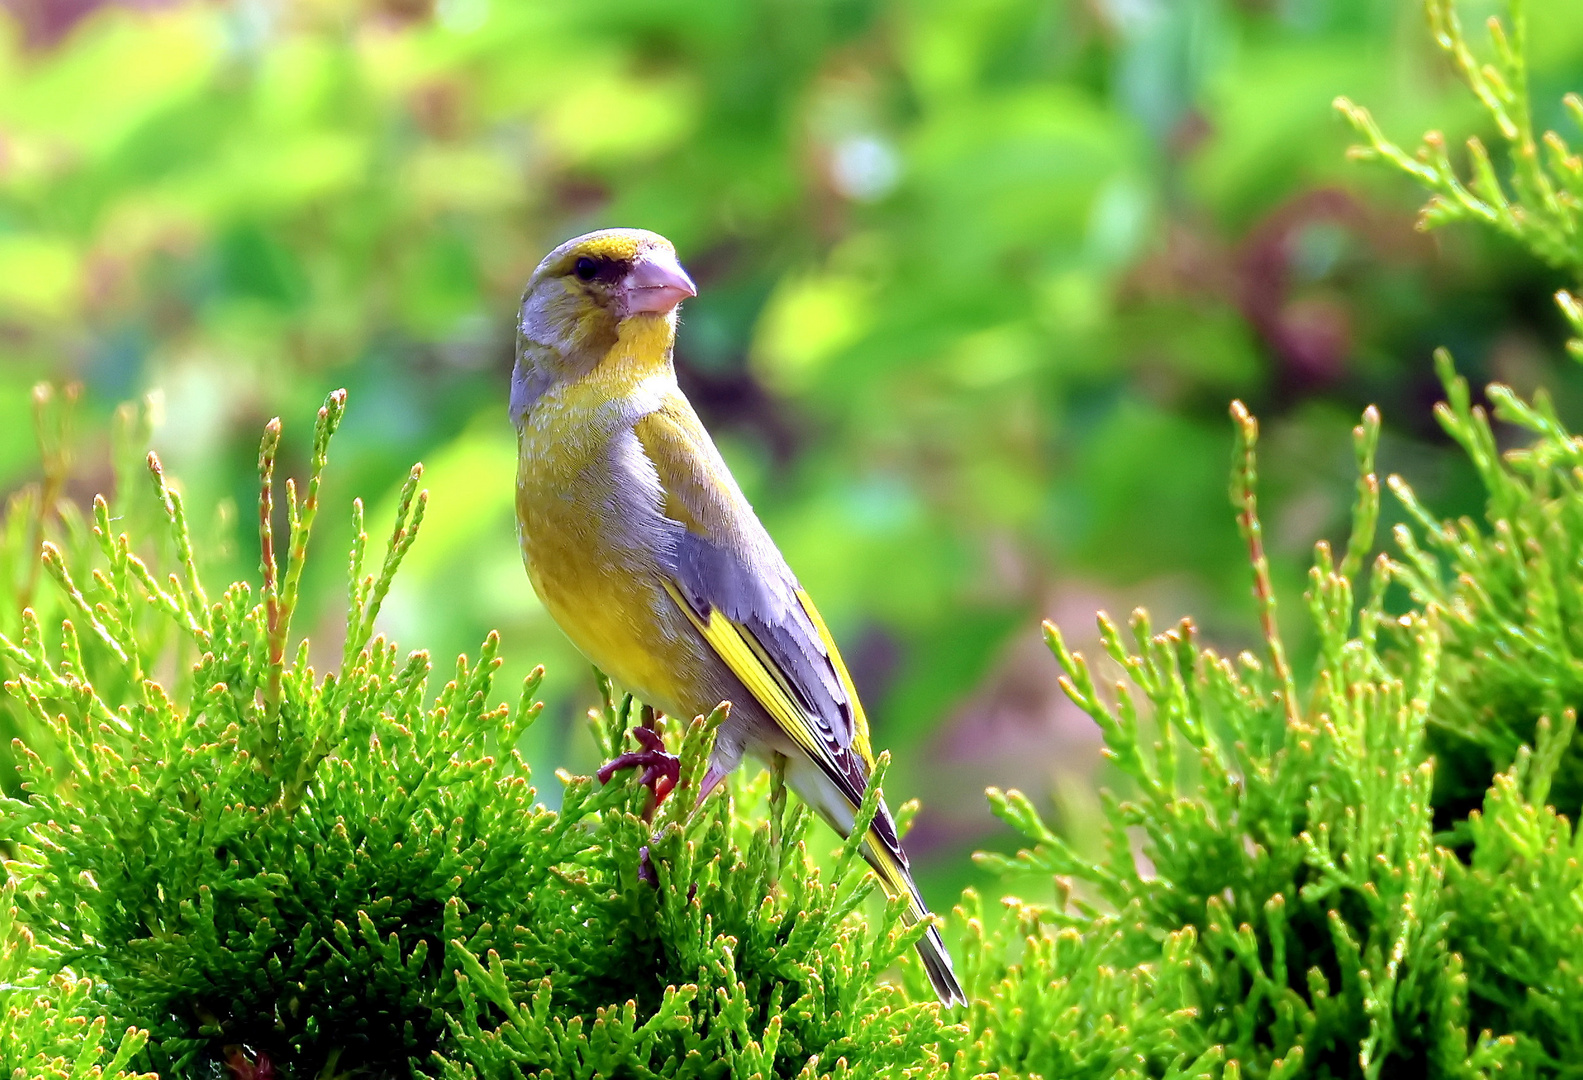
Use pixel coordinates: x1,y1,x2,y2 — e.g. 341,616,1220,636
510,364,553,424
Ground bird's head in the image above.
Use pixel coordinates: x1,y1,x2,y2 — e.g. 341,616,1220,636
512,228,697,422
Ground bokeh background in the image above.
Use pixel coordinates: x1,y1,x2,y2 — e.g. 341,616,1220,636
2,0,1581,905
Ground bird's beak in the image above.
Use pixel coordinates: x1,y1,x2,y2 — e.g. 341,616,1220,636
624,249,697,315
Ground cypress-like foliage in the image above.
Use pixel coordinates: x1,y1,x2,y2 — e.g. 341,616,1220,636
0,392,954,1078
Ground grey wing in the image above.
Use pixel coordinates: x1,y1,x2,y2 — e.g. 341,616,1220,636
668,524,908,859
633,407,884,810
671,526,854,751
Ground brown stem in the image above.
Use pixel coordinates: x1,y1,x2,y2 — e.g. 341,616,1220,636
258,418,283,754
1230,401,1300,726
640,704,659,820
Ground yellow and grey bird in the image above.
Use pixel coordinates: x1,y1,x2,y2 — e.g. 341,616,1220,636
510,227,965,1006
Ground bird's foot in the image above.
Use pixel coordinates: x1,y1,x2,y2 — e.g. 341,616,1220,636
597,725,681,804
599,725,680,880
223,1046,277,1080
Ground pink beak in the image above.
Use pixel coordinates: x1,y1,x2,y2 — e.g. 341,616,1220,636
624,249,697,315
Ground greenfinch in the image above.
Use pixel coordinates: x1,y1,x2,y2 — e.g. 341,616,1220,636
511,228,965,1006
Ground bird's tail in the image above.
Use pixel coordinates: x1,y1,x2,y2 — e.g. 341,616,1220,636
784,754,967,1006
864,835,967,1007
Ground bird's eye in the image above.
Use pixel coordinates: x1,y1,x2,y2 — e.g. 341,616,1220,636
574,256,599,281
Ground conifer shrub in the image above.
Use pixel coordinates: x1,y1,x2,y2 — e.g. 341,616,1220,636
960,394,1486,1078
954,361,1583,1080
941,2,1583,1076
0,390,958,1078
5,1,1583,1077
1338,0,1583,821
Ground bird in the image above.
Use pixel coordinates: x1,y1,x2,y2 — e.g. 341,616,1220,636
509,227,966,1007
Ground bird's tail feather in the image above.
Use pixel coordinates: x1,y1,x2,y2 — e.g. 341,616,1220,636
865,836,967,1007
784,754,966,1005
915,921,966,1008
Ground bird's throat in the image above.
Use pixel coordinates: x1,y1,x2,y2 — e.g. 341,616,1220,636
586,312,678,396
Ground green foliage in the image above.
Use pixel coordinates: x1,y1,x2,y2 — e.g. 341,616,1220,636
1449,710,1583,1075
0,394,954,1078
954,358,1583,1077
1338,0,1583,352
931,14,1583,1057
945,12,1583,1046
0,884,152,1080
1388,352,1583,816
1337,0,1583,814
31,361,1583,1079
962,399,1463,1078
950,890,1222,1080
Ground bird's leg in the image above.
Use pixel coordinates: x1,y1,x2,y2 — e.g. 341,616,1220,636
695,761,731,807
222,1046,277,1080
636,844,658,887
595,713,680,886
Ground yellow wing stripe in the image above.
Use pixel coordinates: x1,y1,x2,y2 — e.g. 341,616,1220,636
865,826,928,922
794,589,876,766
661,580,833,770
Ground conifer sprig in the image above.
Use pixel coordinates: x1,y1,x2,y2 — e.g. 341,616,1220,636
1336,0,1583,355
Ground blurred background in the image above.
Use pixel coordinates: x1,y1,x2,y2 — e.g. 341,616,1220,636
2,0,1581,903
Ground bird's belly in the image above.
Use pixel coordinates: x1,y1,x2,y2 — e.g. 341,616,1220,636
532,554,683,707
516,429,697,713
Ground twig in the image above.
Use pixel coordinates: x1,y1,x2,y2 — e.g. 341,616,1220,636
1229,401,1299,726
258,417,283,750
